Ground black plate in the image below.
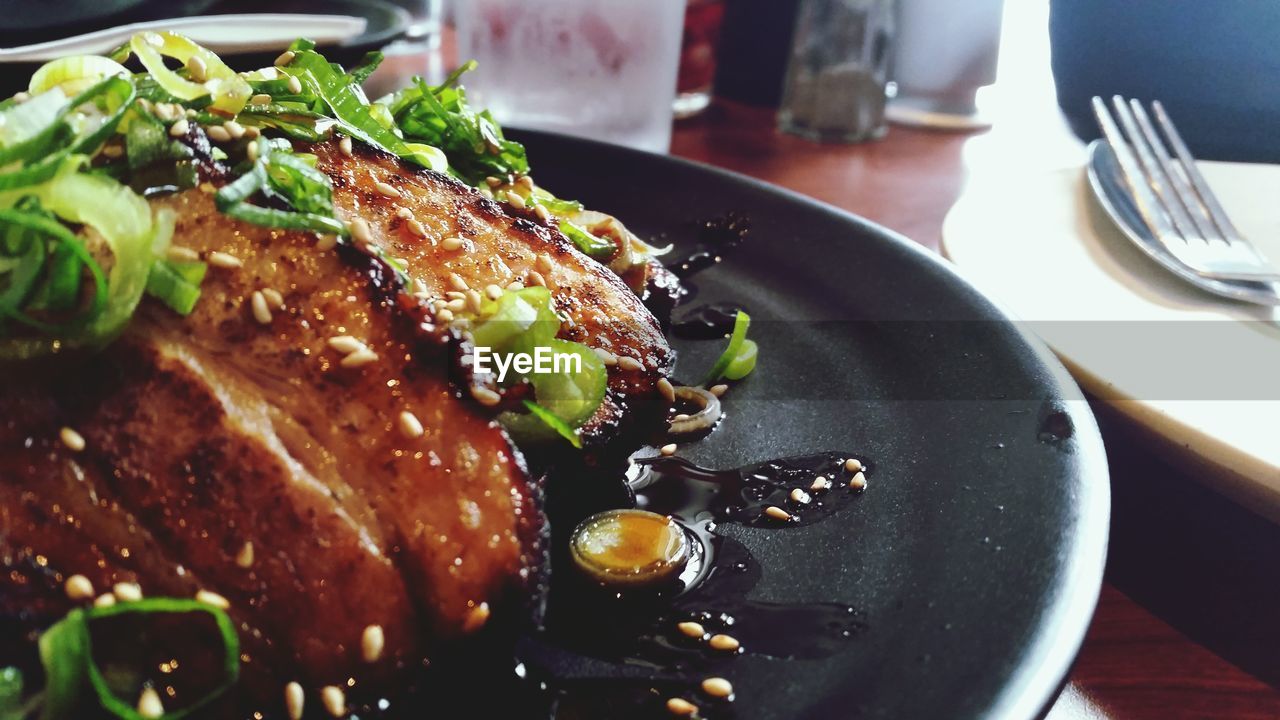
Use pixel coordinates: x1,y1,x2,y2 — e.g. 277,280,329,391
514,129,1110,720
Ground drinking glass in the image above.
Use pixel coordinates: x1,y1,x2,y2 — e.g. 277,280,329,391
777,0,895,143
675,0,726,119
454,0,685,153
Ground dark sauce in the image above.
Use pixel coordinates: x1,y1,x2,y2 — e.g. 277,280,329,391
666,213,751,281
505,452,870,718
670,303,748,340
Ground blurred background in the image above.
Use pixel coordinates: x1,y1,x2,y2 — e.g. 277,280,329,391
11,0,1277,160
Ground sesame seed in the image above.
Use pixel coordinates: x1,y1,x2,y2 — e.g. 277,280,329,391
660,443,677,456
235,541,255,568
286,75,303,95
262,288,284,308
445,291,465,300
506,280,524,291
320,685,346,717
844,458,863,473
340,349,379,368
315,234,338,251
11,91,28,103
676,621,705,639
374,180,401,199
395,206,413,220
810,476,832,492
505,191,526,210
526,270,546,287
327,335,365,355
441,236,464,251
617,356,643,372
94,593,116,608
168,118,190,138
465,289,483,313
246,140,260,162
484,176,503,187
790,488,811,504
592,348,618,366
284,682,305,720
113,582,142,602
657,377,676,403
65,574,94,601
406,218,427,237
666,698,698,716
763,506,791,522
244,125,261,139
534,204,550,223
275,50,296,67
60,427,85,452
339,135,353,157
701,677,734,699
435,308,454,323
449,273,469,291
516,175,534,190
445,298,466,312
484,284,503,300
207,251,242,269
196,589,230,609
361,623,385,662
250,291,272,325
709,634,740,652
536,253,553,273
464,601,491,632
471,386,501,407
137,687,165,718
348,217,373,246
709,384,729,397
206,124,231,143
398,411,425,439
101,144,124,158
224,120,245,139
250,93,272,105
673,413,691,422
849,472,867,491
151,102,176,122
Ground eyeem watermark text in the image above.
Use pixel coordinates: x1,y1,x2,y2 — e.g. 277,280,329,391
473,346,581,382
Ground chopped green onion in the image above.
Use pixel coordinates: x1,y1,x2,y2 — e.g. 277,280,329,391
145,260,206,315
520,399,583,448
125,32,251,116
723,338,757,380
277,42,421,167
38,598,239,720
29,56,129,96
703,310,752,386
559,220,615,260
382,68,529,186
214,138,348,236
0,667,23,720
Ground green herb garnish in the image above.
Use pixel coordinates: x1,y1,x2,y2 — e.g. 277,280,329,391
703,310,755,385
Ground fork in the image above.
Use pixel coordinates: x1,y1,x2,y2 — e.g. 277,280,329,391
1090,96,1280,282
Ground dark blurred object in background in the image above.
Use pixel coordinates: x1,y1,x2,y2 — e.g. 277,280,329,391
0,0,215,45
675,0,725,118
713,0,802,107
1050,0,1280,163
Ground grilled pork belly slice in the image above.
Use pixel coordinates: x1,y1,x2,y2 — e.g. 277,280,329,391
316,140,675,444
0,137,675,712
1,188,545,708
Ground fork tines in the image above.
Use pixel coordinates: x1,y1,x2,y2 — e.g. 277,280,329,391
1091,95,1280,282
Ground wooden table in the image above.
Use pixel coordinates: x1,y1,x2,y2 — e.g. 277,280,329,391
374,5,1280,715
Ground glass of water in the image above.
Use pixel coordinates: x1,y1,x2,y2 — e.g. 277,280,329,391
454,0,686,153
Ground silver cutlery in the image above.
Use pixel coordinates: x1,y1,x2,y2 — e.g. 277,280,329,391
1090,95,1280,282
